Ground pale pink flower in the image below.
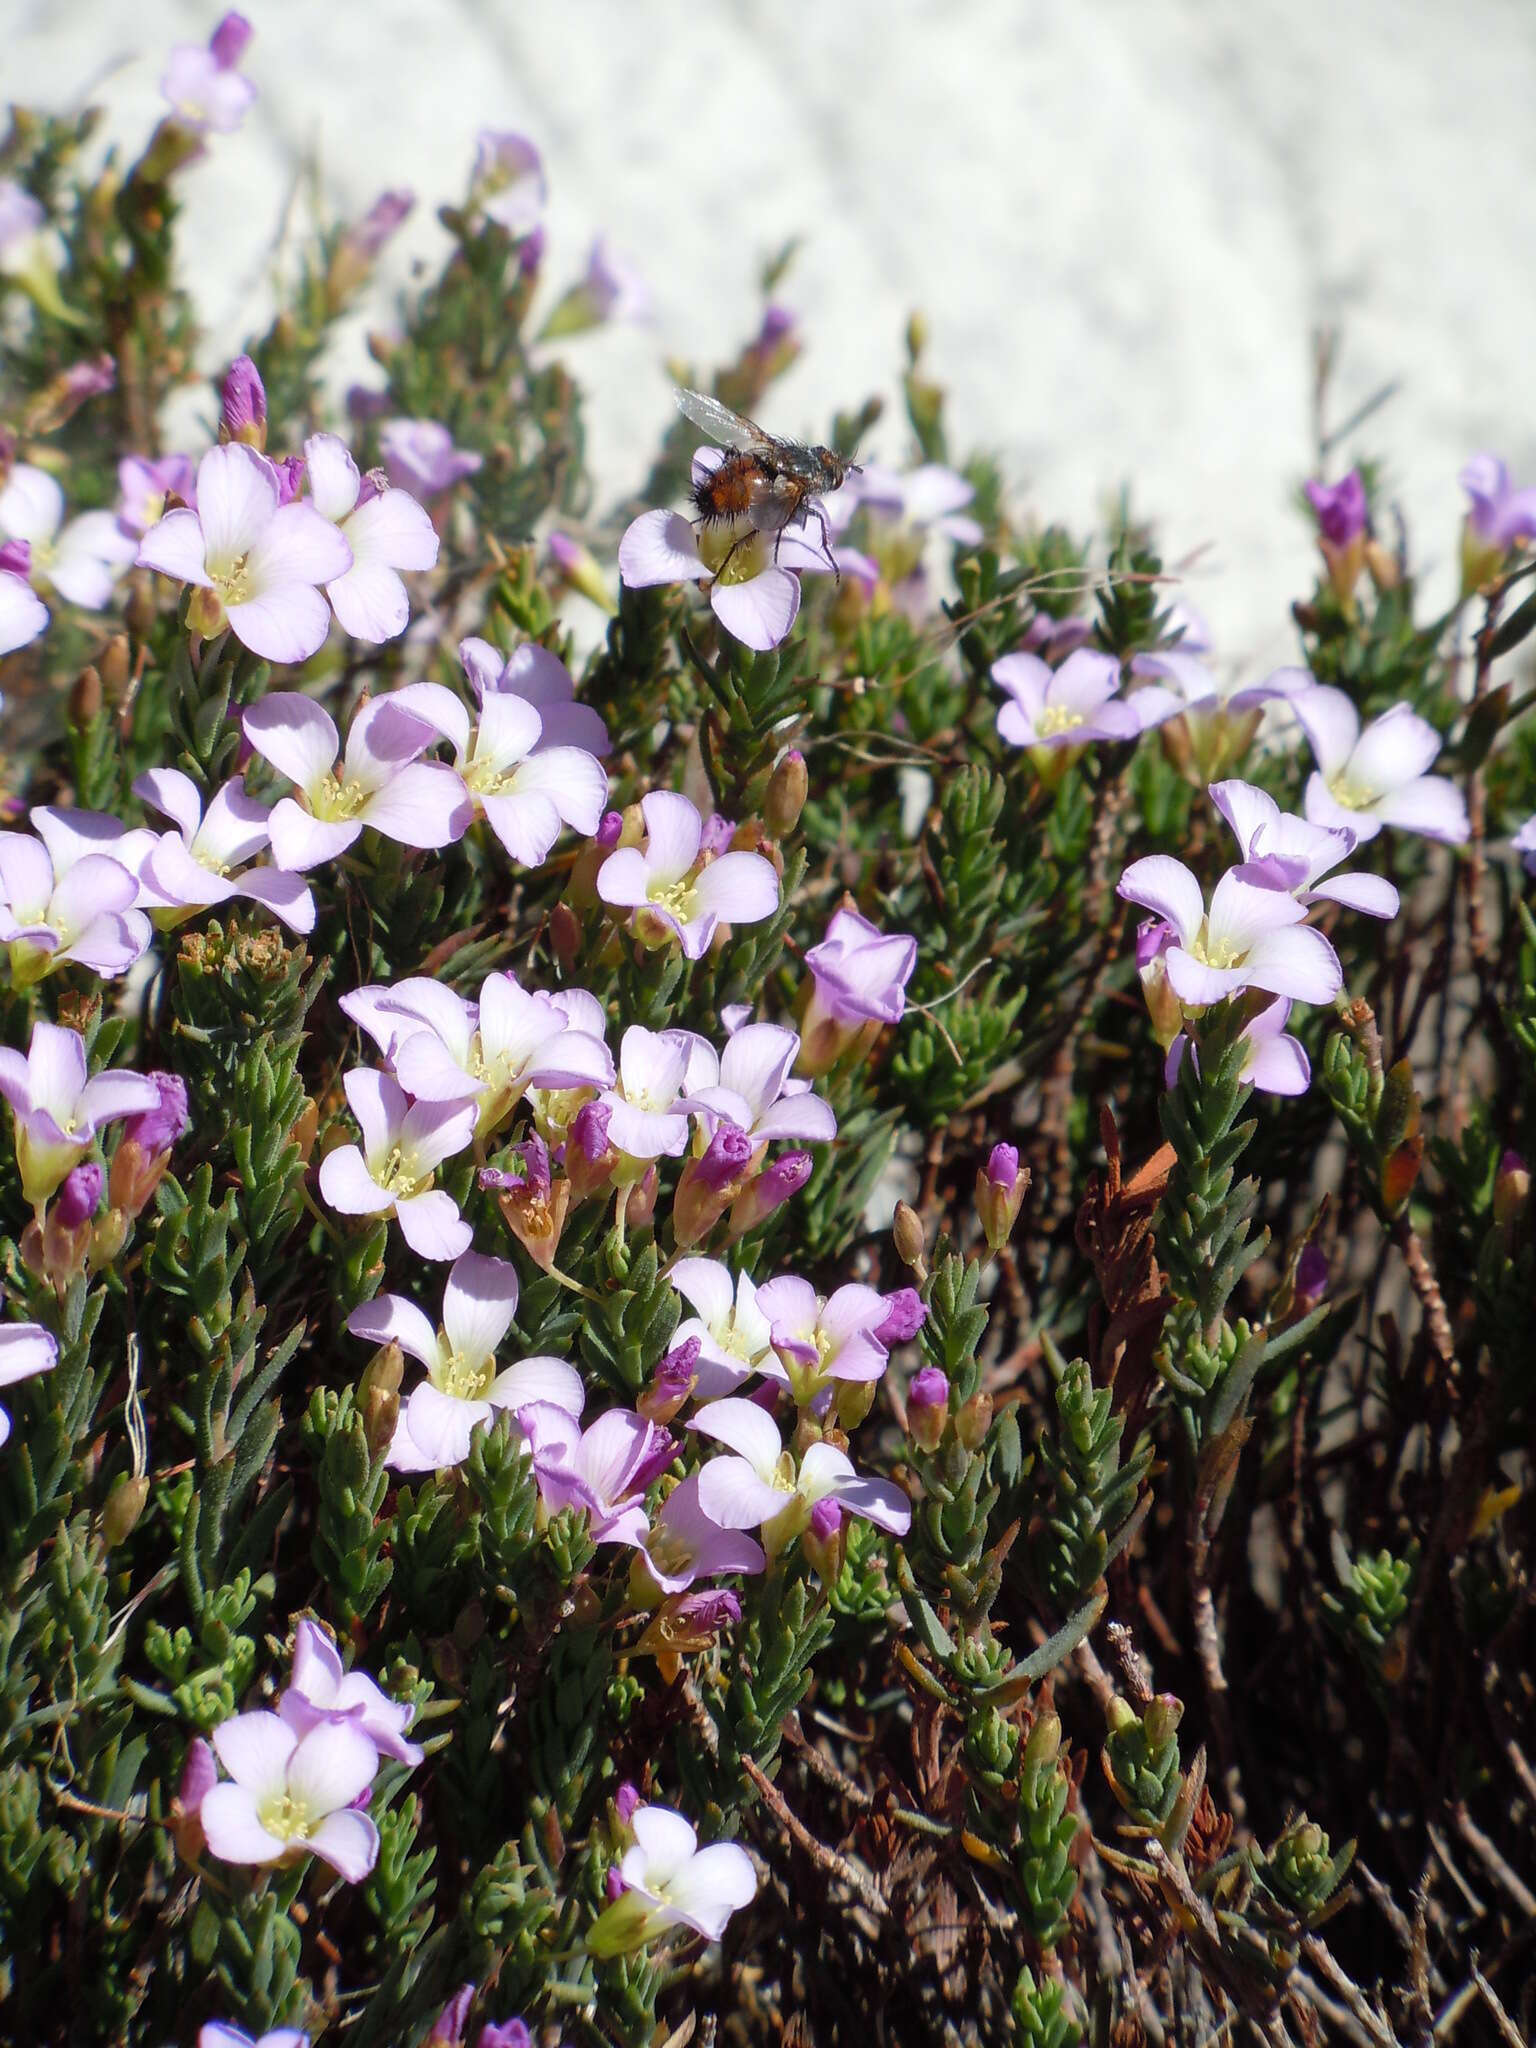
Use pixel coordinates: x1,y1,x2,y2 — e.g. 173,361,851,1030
1209,779,1399,919
279,1618,422,1765
379,420,482,498
160,12,256,134
682,1022,836,1145
0,1021,159,1207
200,1712,379,1881
689,1397,911,1539
116,454,197,538
346,1251,583,1470
0,565,48,656
1116,856,1344,1009
1291,688,1469,846
0,464,135,610
457,637,609,755
390,679,607,866
753,1276,891,1394
992,647,1177,751
243,692,471,869
303,433,439,643
137,444,353,663
599,1025,714,1162
133,769,315,933
590,1802,757,1956
1165,996,1310,1099
0,830,151,984
0,1307,58,1450
520,1403,675,1543
597,791,779,959
667,1257,777,1399
472,131,546,233
639,1473,766,1594
317,1069,477,1260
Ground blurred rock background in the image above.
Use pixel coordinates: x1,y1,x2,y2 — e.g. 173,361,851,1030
14,0,1536,671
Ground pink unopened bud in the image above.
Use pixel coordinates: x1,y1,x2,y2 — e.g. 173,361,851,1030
672,1123,755,1248
623,1164,659,1230
976,1143,1028,1253
1495,1148,1530,1229
220,354,266,449
803,1495,846,1586
209,11,253,67
604,1864,627,1902
728,1149,812,1237
907,1366,950,1451
476,2025,532,2048
56,1161,103,1230
614,1780,642,1825
171,1736,217,1861
1293,1244,1329,1314
955,1388,993,1451
874,1285,927,1347
765,749,809,837
637,1336,700,1424
110,1072,189,1219
567,1101,616,1199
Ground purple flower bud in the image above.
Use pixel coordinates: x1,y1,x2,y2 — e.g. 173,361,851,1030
548,532,583,575
178,1736,218,1811
1494,1149,1530,1228
209,11,254,67
729,1149,812,1235
808,1498,842,1543
62,353,116,403
428,1985,476,2047
874,1285,927,1347
1293,1244,1329,1314
572,1101,613,1164
1136,918,1175,971
985,1143,1020,1192
614,1779,641,1824
1303,470,1367,548
907,1367,950,1451
347,189,414,263
604,1863,627,1902
699,811,736,858
518,226,546,278
478,1167,521,1193
595,809,624,851
756,303,797,350
220,355,266,447
655,1335,700,1394
476,2025,531,2048
271,453,305,506
123,1073,190,1156
696,1122,754,1193
629,1420,678,1496
56,1161,103,1229
0,539,31,577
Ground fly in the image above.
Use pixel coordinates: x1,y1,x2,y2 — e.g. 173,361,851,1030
674,386,858,582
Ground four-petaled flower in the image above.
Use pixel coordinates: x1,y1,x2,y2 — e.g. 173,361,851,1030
618,449,833,652
753,1275,892,1398
317,1069,478,1259
0,463,135,610
668,1257,777,1399
0,1021,160,1208
346,1251,584,1469
520,1403,675,1543
392,679,608,867
1291,688,1469,846
1209,779,1400,919
243,693,472,869
589,1801,758,1956
200,1712,379,1880
0,829,151,985
1116,856,1343,1009
639,1472,766,1594
682,1022,836,1147
804,907,917,1027
303,433,439,643
138,444,354,663
597,791,779,959
689,1397,912,1545
379,419,483,498
598,1025,713,1162
280,1618,423,1765
992,647,1176,751
134,769,316,934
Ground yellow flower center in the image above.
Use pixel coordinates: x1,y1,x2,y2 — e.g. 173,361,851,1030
1326,774,1375,812
378,1145,428,1200
211,551,255,607
647,878,697,922
698,524,768,587
464,755,519,798
1036,705,1086,738
314,771,370,823
257,1789,312,1843
1187,921,1245,971
435,1347,494,1401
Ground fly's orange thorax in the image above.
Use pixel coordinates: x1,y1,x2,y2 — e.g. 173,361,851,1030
691,453,761,525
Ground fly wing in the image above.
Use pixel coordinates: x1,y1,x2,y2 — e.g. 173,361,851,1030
674,386,771,454
746,474,803,533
